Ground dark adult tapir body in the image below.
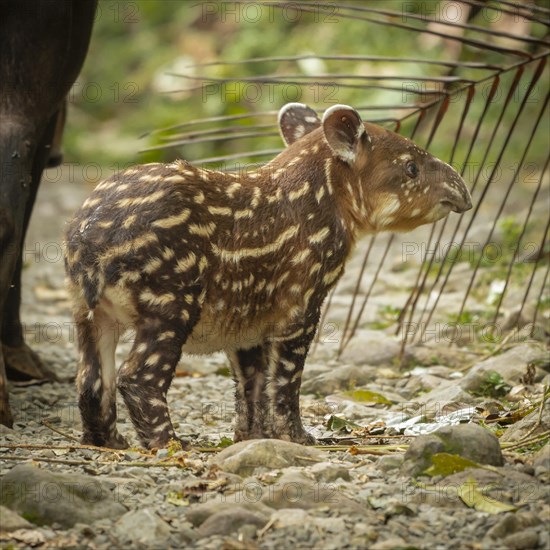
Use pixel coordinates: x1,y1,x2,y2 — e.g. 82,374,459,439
0,0,97,426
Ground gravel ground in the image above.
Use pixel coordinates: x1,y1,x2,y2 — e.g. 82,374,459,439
0,168,548,549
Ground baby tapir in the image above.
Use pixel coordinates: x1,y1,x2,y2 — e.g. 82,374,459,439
64,103,472,449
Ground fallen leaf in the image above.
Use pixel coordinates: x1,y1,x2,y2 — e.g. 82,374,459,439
216,436,233,448
341,389,392,405
458,477,517,514
424,453,481,477
326,415,361,432
166,491,189,507
33,285,68,302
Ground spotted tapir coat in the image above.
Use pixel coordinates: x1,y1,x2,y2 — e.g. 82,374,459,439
64,103,472,449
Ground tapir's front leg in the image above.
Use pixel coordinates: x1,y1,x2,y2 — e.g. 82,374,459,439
229,346,269,441
0,120,43,425
1,111,61,390
263,312,321,445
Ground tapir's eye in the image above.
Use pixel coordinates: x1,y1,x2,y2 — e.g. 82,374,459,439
406,161,418,179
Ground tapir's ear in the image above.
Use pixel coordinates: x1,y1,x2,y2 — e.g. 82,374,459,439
322,104,365,163
278,103,321,145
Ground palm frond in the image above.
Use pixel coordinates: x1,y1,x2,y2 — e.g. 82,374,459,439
145,1,550,351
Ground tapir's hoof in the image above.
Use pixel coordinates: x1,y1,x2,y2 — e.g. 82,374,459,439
3,343,59,382
81,432,130,450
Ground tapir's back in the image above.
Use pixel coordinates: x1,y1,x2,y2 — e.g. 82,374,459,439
64,103,471,450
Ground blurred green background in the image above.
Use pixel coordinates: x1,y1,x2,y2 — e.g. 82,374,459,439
65,0,549,173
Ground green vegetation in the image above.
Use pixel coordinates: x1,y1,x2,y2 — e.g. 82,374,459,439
368,304,402,330
471,370,512,399
64,1,549,173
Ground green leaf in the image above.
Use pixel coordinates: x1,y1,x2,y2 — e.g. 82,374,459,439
459,477,517,514
216,436,234,448
424,453,482,477
215,366,232,377
326,415,361,432
471,370,512,398
341,389,392,405
166,491,189,507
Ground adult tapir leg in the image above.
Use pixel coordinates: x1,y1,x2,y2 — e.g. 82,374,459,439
2,110,61,382
0,0,97,426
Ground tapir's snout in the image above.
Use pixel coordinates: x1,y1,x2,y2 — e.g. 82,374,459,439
439,164,472,214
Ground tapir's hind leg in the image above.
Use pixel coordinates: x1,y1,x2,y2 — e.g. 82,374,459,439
117,318,188,450
75,303,128,449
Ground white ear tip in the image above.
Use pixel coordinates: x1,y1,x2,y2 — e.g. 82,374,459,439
278,102,311,125
321,104,357,123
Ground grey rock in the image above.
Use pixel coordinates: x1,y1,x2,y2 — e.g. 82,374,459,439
370,536,407,550
0,424,15,435
411,381,475,418
0,465,126,528
532,443,550,479
500,406,550,442
409,345,469,369
501,305,537,332
261,468,365,515
502,529,539,550
441,469,545,505
0,505,33,531
340,330,405,366
487,511,542,540
184,500,272,527
413,365,455,377
404,373,448,396
462,344,547,390
401,424,503,476
114,508,172,545
301,364,376,394
269,508,310,527
197,508,266,537
377,455,404,473
309,461,351,482
486,513,520,539
211,439,323,476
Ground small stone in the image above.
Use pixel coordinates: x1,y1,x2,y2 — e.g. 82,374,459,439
302,364,376,394
0,424,15,435
377,455,404,473
0,464,126,528
113,508,171,545
401,423,503,476
0,505,33,531
184,500,272,528
211,439,323,476
502,529,539,550
403,373,448,396
197,508,266,537
487,513,519,539
462,344,547,389
74,523,95,537
156,448,169,459
310,461,351,482
411,381,475,417
370,536,407,550
261,468,364,515
532,443,550,479
340,330,407,366
270,508,310,528
441,468,545,507
239,523,260,540
501,407,550,443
